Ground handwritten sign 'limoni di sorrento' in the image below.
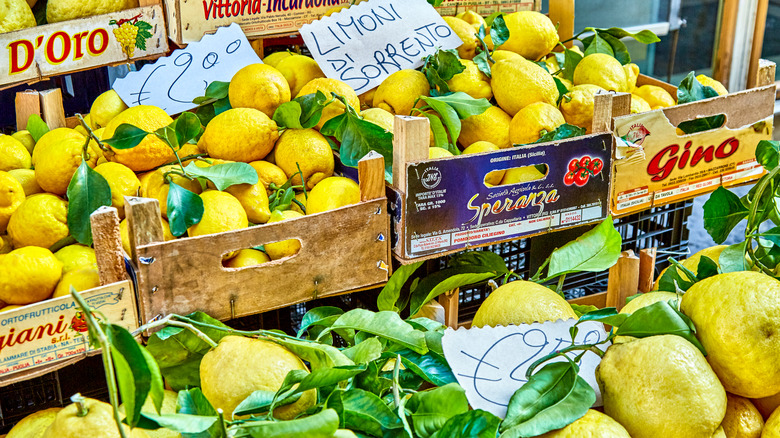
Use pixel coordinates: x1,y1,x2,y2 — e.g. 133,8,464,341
300,0,463,94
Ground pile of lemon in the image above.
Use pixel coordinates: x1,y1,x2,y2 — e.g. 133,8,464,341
0,0,140,33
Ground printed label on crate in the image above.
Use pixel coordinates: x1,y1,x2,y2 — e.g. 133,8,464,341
402,133,612,258
0,281,136,377
300,0,463,94
113,23,261,115
434,0,538,16
611,87,775,216
442,319,609,418
1,6,167,88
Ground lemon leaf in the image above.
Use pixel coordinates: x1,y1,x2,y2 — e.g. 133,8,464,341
600,32,631,64
435,410,501,438
321,106,394,177
177,388,224,438
137,412,217,434
183,162,257,191
102,123,149,149
545,217,622,279
106,324,154,428
326,309,428,354
525,123,585,146
392,349,456,387
26,114,50,142
237,408,340,437
677,71,720,104
718,241,750,273
424,91,491,119
596,27,660,44
702,186,748,244
490,14,510,48
166,182,204,237
377,261,424,313
421,96,462,151
583,33,614,57
66,160,112,245
561,48,583,81
327,389,404,436
174,112,203,147
616,300,706,355
407,383,468,438
422,49,465,93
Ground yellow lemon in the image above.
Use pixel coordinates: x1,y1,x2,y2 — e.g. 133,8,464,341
119,218,174,255
509,102,566,145
358,87,377,110
90,90,129,128
446,59,492,100
11,130,36,155
373,69,430,116
459,105,512,149
455,10,487,31
630,94,652,113
472,280,576,327
224,249,270,268
764,408,780,438
274,129,335,190
538,410,631,437
226,174,272,224
53,267,100,298
323,4,348,16
306,176,360,214
462,141,499,155
0,171,25,234
188,191,248,237
429,147,454,159
296,78,360,130
54,244,97,273
139,165,202,218
0,135,32,171
264,210,303,260
361,108,395,133
201,108,278,162
94,162,140,219
697,74,728,95
6,408,62,438
42,397,148,438
262,51,293,68
0,0,36,32
492,57,559,116
573,53,629,92
8,194,68,248
491,50,523,64
560,84,607,133
249,160,288,194
721,393,764,438
633,85,676,108
228,63,291,118
0,247,62,305
103,106,175,172
275,54,326,97
443,16,478,59
34,128,101,195
8,168,42,196
74,114,96,137
46,0,137,22
624,63,640,92
500,165,547,186
502,11,558,60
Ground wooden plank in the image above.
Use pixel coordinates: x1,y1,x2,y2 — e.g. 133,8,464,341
392,116,429,191
124,196,165,263
358,152,385,202
755,59,777,88
439,289,460,328
638,248,657,293
713,0,740,89
636,73,679,98
747,0,770,89
549,0,574,49
606,251,640,311
39,89,67,129
14,90,40,130
90,207,128,285
591,93,615,134
568,291,607,308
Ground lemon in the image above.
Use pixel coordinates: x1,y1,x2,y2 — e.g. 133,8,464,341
47,0,137,21
93,162,140,219
249,161,288,194
226,173,271,224
264,210,303,260
500,165,547,186
8,194,68,248
55,244,97,273
0,305,21,312
90,90,128,128
630,94,652,113
42,397,148,438
119,218,174,255
538,409,631,438
263,51,293,68
200,108,278,163
459,105,512,149
544,55,561,74
509,102,566,145
188,191,247,237
697,74,728,96
500,11,558,60
361,108,394,133
633,85,676,109
274,129,335,190
462,142,504,185
597,335,727,438
323,4,348,16
373,69,430,116
275,54,326,97
472,280,576,327
11,130,36,155
306,177,360,214
624,63,640,92
720,393,764,438
653,245,727,290
0,0,36,32
296,78,360,129
358,87,377,110
0,235,12,254
429,147,454,159
560,84,606,133
443,16,478,59
224,249,270,268
200,336,316,419
714,426,727,438
8,168,42,196
0,171,25,234
0,135,32,171
0,247,62,305
573,54,629,92
491,50,523,64
53,267,100,298
34,129,100,195
447,59,492,100
229,64,291,118
455,10,487,31
492,58,559,116
119,390,181,438
7,408,62,438
681,272,780,398
765,408,780,438
103,106,175,172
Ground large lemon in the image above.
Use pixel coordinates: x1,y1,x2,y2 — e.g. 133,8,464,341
633,85,676,109
224,249,270,268
630,94,652,113
7,194,68,248
103,106,175,172
200,108,278,162
492,58,559,116
275,54,326,97
361,108,394,133
560,84,606,133
11,130,36,155
90,90,128,128
55,244,97,273
306,176,360,214
624,63,640,92
447,59,492,100
0,247,62,305
681,272,780,398
94,162,140,219
7,407,62,438
721,393,764,438
47,0,137,22
249,161,288,194
200,336,316,420
538,409,630,437
697,74,728,95
0,135,32,171
442,16,478,59
8,168,42,196
471,280,576,327
502,11,559,61
42,397,148,438
373,70,430,116
53,267,100,298
187,191,248,238
34,128,100,195
765,408,780,437
459,106,512,149
274,129,334,190
573,53,629,92
0,171,25,234
509,102,566,145
653,245,727,290
462,142,505,185
0,0,36,32
296,78,360,130
228,63,291,118
596,335,727,438
264,210,303,260
500,165,547,186
226,174,272,224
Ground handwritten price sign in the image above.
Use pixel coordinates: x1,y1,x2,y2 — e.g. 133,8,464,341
112,23,261,115
442,319,609,418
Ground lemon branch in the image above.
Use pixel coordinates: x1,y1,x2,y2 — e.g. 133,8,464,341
744,165,780,276
76,113,111,153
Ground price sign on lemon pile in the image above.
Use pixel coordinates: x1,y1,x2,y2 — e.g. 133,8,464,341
112,23,261,115
300,0,463,94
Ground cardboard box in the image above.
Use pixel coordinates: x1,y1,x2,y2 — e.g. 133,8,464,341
435,0,539,16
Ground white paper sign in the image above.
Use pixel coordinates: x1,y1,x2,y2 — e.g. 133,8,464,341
300,0,463,94
442,320,610,418
112,23,261,115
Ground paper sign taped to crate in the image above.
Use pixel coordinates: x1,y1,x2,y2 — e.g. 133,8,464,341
300,0,463,94
112,23,260,115
398,133,612,259
0,281,136,377
435,0,538,16
610,86,775,216
442,320,610,418
0,6,167,88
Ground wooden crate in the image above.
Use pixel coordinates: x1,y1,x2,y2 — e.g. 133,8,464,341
1,0,168,90
122,154,390,324
610,60,777,216
0,208,136,387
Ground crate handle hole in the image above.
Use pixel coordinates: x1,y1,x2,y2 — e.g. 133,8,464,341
485,164,548,188
674,113,726,135
221,241,301,270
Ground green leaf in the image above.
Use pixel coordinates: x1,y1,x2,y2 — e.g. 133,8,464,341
106,324,152,428
583,33,614,57
326,389,404,437
719,241,749,273
298,306,344,338
449,250,510,274
421,96,462,150
174,112,203,147
657,259,696,292
597,27,660,44
545,218,622,278
342,337,383,364
422,49,465,93
167,182,204,237
140,346,165,414
177,387,223,438
273,101,306,130
377,261,424,312
409,271,496,316
561,48,583,81
756,140,780,171
526,123,585,145
239,408,340,438
326,310,428,354
617,300,706,354
26,114,50,142
137,413,217,434
553,77,570,105
407,383,469,438
434,410,500,438
205,81,229,100
320,103,394,178
474,51,492,78
66,159,112,245
183,162,257,191
577,307,628,327
677,115,725,135
269,336,355,370
102,123,149,149
600,32,631,64
233,390,301,417
273,91,331,130
703,187,749,244
677,71,720,104
570,304,599,318
420,112,451,151
395,349,457,387
490,14,510,48
696,256,719,280
423,92,492,120
282,365,367,397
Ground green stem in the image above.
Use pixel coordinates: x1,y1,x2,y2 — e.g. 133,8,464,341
72,393,89,417
76,113,110,152
392,354,402,409
745,166,780,275
147,154,209,172
218,409,229,435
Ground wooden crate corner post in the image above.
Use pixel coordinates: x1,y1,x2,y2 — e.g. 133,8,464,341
605,251,640,311
90,206,128,285
392,116,430,191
